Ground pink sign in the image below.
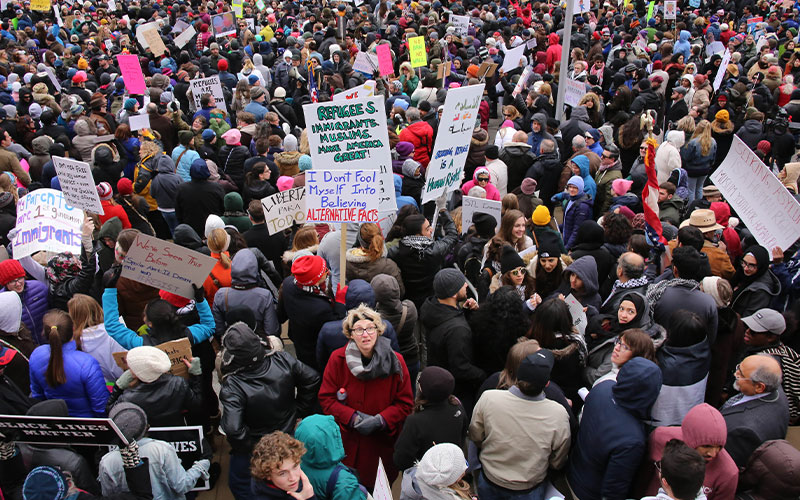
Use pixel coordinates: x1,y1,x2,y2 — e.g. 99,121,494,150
376,44,393,77
117,54,146,95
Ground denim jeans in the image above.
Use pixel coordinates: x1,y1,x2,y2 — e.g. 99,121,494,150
686,175,707,203
229,453,253,500
476,470,547,500
161,210,179,237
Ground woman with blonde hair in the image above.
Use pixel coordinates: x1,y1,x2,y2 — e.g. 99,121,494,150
203,228,232,307
67,293,125,382
346,223,404,295
231,79,250,115
681,119,717,202
0,172,19,203
282,226,319,272
494,106,519,148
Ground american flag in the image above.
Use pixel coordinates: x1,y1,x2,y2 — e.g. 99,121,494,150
641,136,666,248
307,60,318,103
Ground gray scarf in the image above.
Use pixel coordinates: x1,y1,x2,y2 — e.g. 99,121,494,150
345,336,402,381
401,235,433,252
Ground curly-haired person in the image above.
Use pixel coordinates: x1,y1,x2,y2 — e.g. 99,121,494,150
250,431,316,500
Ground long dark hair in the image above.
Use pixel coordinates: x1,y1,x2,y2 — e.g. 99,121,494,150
470,286,531,374
145,299,187,343
528,298,573,348
44,310,74,387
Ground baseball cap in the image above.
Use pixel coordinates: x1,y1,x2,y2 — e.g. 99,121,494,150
516,349,554,393
742,308,786,335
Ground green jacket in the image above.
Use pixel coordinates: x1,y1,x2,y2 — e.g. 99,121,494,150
658,196,685,227
222,192,252,233
295,415,366,500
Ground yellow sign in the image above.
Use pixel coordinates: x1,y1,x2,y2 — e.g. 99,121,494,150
30,0,50,11
408,36,427,68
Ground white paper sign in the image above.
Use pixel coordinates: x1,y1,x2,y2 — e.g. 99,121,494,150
664,0,677,19
500,44,527,73
135,21,160,48
304,96,396,212
526,38,538,50
174,25,196,49
352,51,378,75
372,458,393,500
54,7,63,26
12,189,83,259
564,78,585,107
121,234,217,299
332,80,375,101
422,84,485,204
261,187,306,235
564,293,588,335
189,75,228,112
706,41,725,57
52,156,104,215
305,170,380,223
451,15,469,36
461,196,501,234
713,49,731,91
44,66,61,91
129,113,151,131
171,20,189,33
108,0,116,10
377,211,397,238
710,136,800,252
573,0,590,13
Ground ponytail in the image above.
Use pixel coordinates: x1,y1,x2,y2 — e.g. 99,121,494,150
44,310,73,387
359,223,384,261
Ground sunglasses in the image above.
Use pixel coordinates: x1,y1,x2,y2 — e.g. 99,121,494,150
510,267,526,276
477,177,489,183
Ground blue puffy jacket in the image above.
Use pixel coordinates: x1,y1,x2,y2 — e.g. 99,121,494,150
29,341,109,417
562,194,594,250
17,279,48,345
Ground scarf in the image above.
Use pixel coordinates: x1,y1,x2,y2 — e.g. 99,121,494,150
295,277,330,300
46,252,81,285
401,235,434,252
345,336,402,381
645,278,699,321
603,276,649,307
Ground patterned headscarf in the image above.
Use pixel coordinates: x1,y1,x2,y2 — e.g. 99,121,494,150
46,252,81,285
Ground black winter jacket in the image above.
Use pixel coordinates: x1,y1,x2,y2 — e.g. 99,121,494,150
175,179,225,238
218,144,249,190
107,372,204,428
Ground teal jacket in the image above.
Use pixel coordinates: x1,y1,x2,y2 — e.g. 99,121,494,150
295,415,367,500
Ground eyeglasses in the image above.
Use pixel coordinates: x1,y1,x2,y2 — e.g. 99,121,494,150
614,337,631,351
601,154,614,159
352,326,378,336
734,363,751,381
6,277,24,285
742,260,758,270
503,113,513,117
510,267,526,277
654,460,662,475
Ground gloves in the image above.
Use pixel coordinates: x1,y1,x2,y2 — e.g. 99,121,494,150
187,357,202,376
335,284,348,304
119,440,142,468
352,411,385,435
193,284,205,303
116,370,136,390
0,440,16,460
103,264,123,289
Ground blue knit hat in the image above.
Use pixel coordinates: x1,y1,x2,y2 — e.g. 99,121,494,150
567,175,584,193
23,466,67,500
201,129,216,142
298,155,312,172
124,98,138,111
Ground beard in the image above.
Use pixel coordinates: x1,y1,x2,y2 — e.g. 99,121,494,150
733,379,740,392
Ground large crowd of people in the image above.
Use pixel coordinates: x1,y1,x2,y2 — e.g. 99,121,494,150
0,0,799,498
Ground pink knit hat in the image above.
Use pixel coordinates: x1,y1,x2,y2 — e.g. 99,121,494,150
221,128,241,146
612,179,634,197
277,176,294,192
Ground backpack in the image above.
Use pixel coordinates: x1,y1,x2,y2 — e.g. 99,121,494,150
325,463,372,499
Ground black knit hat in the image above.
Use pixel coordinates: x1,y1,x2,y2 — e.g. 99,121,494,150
472,213,497,239
418,366,455,402
500,246,525,274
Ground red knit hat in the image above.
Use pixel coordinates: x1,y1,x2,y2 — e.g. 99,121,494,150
757,140,771,155
0,259,25,286
218,59,228,71
117,177,133,196
291,255,327,286
159,289,191,308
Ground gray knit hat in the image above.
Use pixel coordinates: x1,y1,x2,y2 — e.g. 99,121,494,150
109,402,148,442
433,268,466,299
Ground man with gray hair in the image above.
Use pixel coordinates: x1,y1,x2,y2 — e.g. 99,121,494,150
525,138,562,208
720,354,790,466
600,252,648,315
568,134,601,177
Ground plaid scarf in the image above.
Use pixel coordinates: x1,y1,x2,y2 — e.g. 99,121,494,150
295,278,330,301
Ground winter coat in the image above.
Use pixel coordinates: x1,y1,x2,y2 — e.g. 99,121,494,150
393,400,468,471
463,128,489,182
393,174,419,211
48,250,97,312
651,339,711,427
274,150,302,177
398,121,434,168
110,371,203,428
115,277,160,333
371,274,419,369
98,200,131,230
20,442,101,495
560,106,593,159
419,298,486,412
171,145,200,183
460,167,501,201
630,88,662,115
345,249,404,297
594,162,623,216
0,147,30,186
737,439,800,500
295,414,367,500
526,150,562,209
561,193,594,250
501,142,537,194
655,135,684,185
318,344,413,487
692,80,713,115
658,197,684,227
28,340,109,417
527,113,555,156
720,387,790,467
569,222,615,286
561,256,602,313
148,155,182,210
78,324,126,382
681,138,717,177
650,282,719,345
736,119,765,151
175,178,225,238
568,359,663,500
222,192,252,233
18,280,48,344
244,223,289,275
730,270,781,317
218,144,249,189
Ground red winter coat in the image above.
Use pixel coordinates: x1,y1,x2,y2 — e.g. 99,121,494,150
98,200,131,229
546,33,562,73
398,121,434,168
318,345,413,488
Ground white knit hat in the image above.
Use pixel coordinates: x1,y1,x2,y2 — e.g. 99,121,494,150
416,443,467,488
204,214,225,239
126,346,171,383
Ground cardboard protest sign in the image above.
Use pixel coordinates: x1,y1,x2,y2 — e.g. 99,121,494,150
352,51,378,75
113,338,193,379
261,187,306,235
117,54,146,95
451,15,469,36
129,113,151,131
135,21,160,48
30,0,50,11
500,44,526,73
332,80,375,100
148,426,209,491
564,78,585,107
477,61,497,79
664,0,677,19
564,294,587,335
189,75,228,112
461,196,501,235
305,170,380,223
421,84,485,204
375,44,393,76
52,156,103,215
372,458,393,500
174,25,196,49
710,136,800,252
303,96,396,212
142,28,166,56
12,189,83,259
408,36,427,68
211,12,236,37
437,62,451,80
713,50,731,91
0,414,128,446
121,234,217,299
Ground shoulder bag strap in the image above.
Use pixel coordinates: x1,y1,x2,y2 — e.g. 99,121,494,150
174,148,189,172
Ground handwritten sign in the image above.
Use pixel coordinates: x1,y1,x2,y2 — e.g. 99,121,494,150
564,78,585,108
30,0,50,11
352,51,378,75
189,75,228,112
375,44,394,77
664,0,677,19
0,414,128,446
421,84,485,204
121,234,217,299
305,170,380,223
332,80,375,101
117,54,146,95
113,338,193,379
461,196,501,235
174,25,196,49
304,96,395,212
148,426,209,491
500,44,526,73
408,36,427,68
142,28,166,56
372,458,393,500
12,189,83,259
52,156,103,215
261,187,306,235
564,293,587,335
710,135,800,252
451,15,469,36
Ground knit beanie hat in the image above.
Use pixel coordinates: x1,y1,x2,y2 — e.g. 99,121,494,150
416,443,468,488
418,366,455,402
520,177,538,195
715,109,730,123
124,98,138,111
201,129,216,142
292,255,328,286
109,402,148,442
433,268,466,299
0,259,25,286
190,158,211,180
283,134,299,152
500,246,525,274
531,205,551,226
96,182,113,201
567,175,584,193
277,176,295,192
757,140,771,155
221,128,241,146
298,155,312,172
204,214,225,238
23,467,68,500
472,213,497,238
125,346,171,383
117,178,133,196
484,145,499,160
611,179,633,196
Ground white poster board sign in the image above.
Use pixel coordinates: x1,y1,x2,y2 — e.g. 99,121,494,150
372,458,393,500
564,78,585,107
305,170,380,223
121,234,217,299
52,156,104,215
500,44,527,73
45,66,61,91
174,25,196,49
421,84,485,204
129,113,151,131
332,80,376,101
12,189,83,258
352,51,378,75
303,96,396,212
664,0,677,19
461,196,501,235
564,293,588,335
135,21,160,48
710,135,800,252
171,20,189,33
713,49,731,91
706,41,725,57
451,15,469,36
189,75,228,113
573,0,590,13
261,187,306,235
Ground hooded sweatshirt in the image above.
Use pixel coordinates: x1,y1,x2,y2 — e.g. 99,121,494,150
527,113,554,155
222,192,252,233
570,155,597,200
674,30,692,61
646,403,738,500
562,255,601,313
371,274,419,366
460,167,501,201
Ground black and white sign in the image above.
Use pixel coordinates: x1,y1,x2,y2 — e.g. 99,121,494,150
0,414,128,446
